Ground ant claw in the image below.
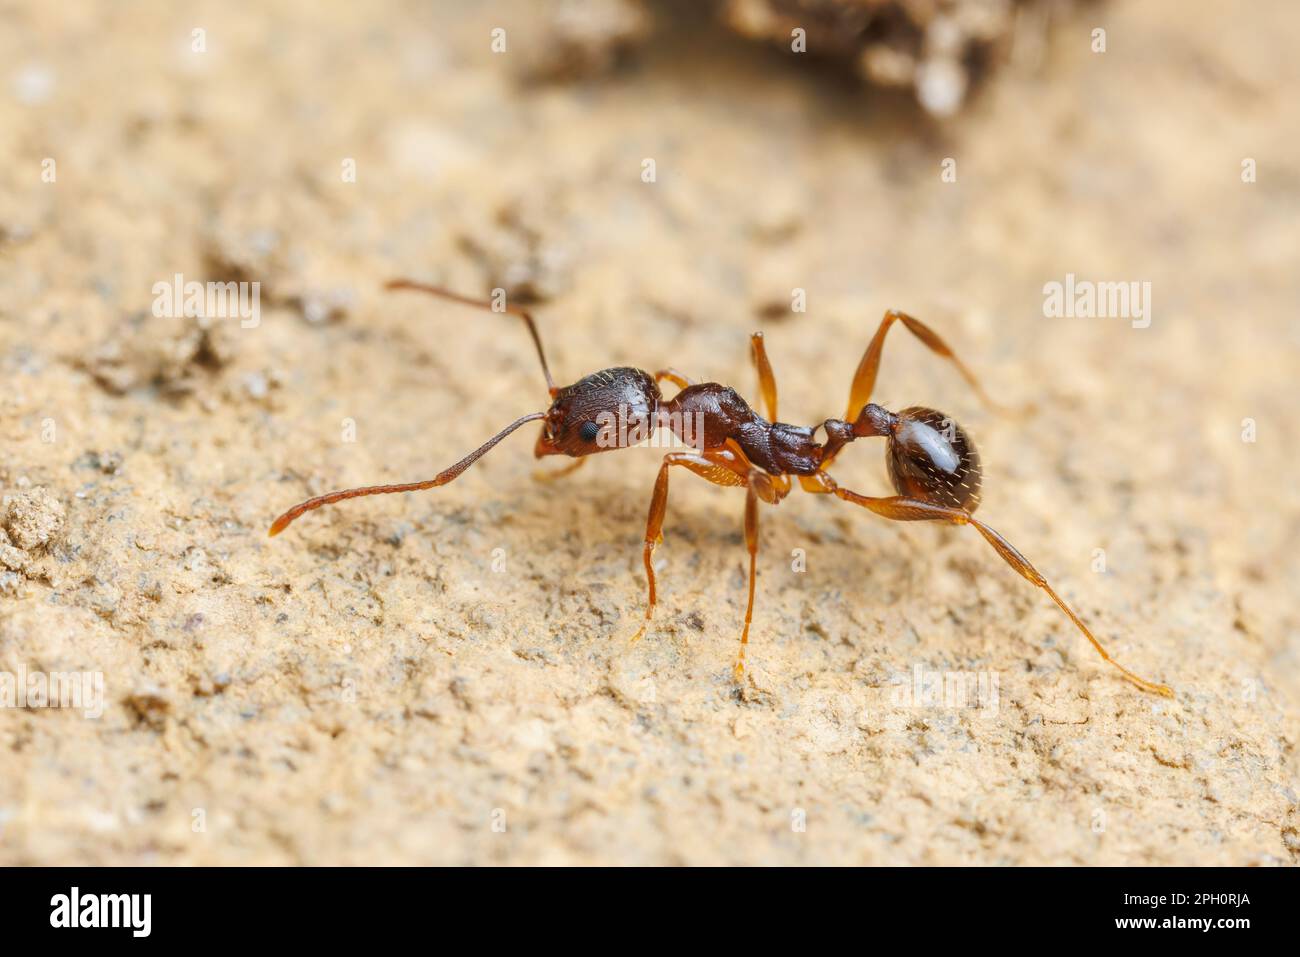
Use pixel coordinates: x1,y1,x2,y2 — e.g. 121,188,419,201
532,459,586,482
628,619,651,646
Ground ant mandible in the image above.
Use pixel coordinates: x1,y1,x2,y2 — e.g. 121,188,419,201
269,279,1173,698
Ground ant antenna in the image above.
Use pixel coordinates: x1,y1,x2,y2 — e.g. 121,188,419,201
385,279,558,397
268,412,545,537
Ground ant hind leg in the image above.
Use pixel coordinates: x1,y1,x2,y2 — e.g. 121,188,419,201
829,483,1173,697
842,309,1010,422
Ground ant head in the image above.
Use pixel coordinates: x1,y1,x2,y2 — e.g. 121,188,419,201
535,367,662,458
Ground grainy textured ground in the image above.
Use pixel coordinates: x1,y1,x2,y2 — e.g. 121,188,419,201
1,0,1297,865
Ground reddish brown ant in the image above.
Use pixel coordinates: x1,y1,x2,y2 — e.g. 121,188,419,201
269,279,1173,698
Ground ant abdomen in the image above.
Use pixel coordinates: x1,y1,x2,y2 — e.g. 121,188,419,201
887,406,982,511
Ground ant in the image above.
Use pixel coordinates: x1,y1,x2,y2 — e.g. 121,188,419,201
269,279,1173,698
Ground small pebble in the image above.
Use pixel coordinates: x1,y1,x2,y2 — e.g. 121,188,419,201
2,486,65,551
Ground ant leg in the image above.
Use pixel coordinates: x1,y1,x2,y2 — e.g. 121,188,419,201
532,457,587,482
829,482,1173,697
631,450,747,644
750,332,779,422
734,467,788,680
654,369,697,392
843,309,1001,422
737,483,759,680
798,471,838,494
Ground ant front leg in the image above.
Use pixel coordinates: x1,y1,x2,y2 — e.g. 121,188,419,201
827,480,1173,697
630,450,747,644
532,457,587,482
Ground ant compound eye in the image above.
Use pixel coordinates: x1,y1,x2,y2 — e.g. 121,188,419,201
578,420,601,444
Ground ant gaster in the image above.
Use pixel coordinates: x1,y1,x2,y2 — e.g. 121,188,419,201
269,279,1173,697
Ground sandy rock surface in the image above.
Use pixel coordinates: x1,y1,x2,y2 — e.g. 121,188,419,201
0,0,1296,865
